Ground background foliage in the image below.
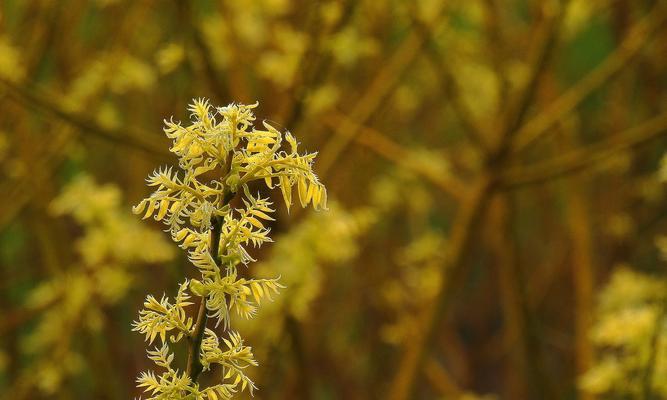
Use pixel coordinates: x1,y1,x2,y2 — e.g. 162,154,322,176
1,0,667,399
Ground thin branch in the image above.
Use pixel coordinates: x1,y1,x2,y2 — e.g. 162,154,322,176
0,127,74,230
511,1,667,153
186,293,210,382
487,195,530,399
423,358,464,398
0,78,169,159
186,214,222,382
280,0,357,130
283,0,357,130
498,194,556,399
175,0,229,102
408,8,488,149
185,183,236,382
389,5,567,398
501,110,667,188
482,0,510,107
317,4,448,174
564,173,596,400
325,112,467,200
501,2,565,141
0,300,57,334
389,177,494,400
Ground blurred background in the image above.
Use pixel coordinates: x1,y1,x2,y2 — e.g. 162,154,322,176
2,0,667,399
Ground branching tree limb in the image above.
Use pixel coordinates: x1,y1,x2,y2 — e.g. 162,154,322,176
0,78,169,159
325,112,467,200
317,4,449,174
511,1,667,153
501,111,667,188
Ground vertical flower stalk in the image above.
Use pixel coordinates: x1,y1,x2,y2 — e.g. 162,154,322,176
131,99,327,399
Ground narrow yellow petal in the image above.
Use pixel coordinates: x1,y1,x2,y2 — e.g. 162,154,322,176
298,177,307,207
156,199,169,220
143,200,156,219
305,182,315,204
312,185,322,208
246,217,264,229
250,209,275,220
251,281,264,301
132,199,147,215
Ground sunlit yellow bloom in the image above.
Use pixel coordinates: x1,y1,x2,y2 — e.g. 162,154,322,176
133,99,327,399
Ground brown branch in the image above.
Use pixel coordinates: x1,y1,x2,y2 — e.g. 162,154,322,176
175,0,229,102
185,180,236,382
501,2,564,141
482,0,510,106
325,112,467,200
0,301,56,334
0,78,170,159
490,194,556,399
186,214,222,382
389,177,494,400
389,5,567,398
501,110,667,188
0,127,74,230
281,0,357,130
487,195,530,399
511,1,667,153
565,174,596,400
186,292,210,382
423,358,464,398
408,8,488,150
317,4,448,175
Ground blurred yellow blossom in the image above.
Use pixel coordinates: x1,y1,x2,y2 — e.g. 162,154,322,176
327,27,379,68
13,174,174,395
257,25,308,88
0,35,25,82
156,42,185,75
581,266,667,398
109,55,156,94
305,84,341,116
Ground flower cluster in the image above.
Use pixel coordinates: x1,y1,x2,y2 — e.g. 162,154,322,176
17,175,173,395
580,266,667,397
132,99,326,399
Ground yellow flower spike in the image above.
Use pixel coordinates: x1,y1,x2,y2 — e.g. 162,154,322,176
132,99,326,399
